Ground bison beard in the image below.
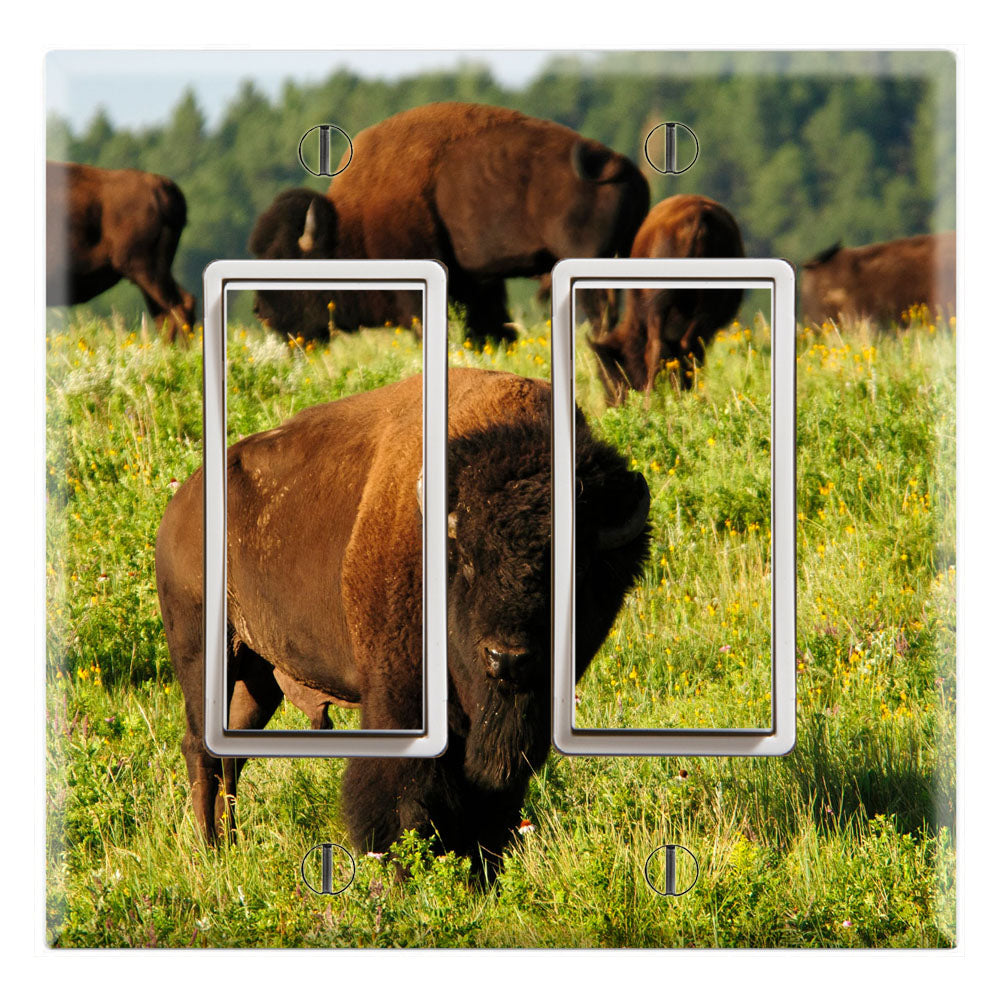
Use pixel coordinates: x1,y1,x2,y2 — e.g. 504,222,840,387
464,685,549,791
156,370,649,881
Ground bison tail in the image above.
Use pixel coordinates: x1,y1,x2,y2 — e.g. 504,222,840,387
571,140,629,184
155,177,189,233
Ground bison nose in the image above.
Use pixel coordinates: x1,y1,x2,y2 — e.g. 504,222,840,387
484,646,531,682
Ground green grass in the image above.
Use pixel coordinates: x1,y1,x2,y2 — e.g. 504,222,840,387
577,319,775,731
45,306,955,948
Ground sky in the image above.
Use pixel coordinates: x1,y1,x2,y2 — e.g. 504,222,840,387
45,50,570,130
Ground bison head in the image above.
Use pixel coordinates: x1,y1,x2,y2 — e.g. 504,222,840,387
421,417,650,790
248,188,339,339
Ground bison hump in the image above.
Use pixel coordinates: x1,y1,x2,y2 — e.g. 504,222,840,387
805,241,843,268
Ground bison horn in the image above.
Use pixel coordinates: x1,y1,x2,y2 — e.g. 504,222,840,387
298,199,319,253
596,473,650,550
416,472,457,538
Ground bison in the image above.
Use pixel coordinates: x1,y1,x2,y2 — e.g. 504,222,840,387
155,367,650,875
800,231,957,325
46,161,196,340
249,102,649,345
589,195,746,403
248,187,417,338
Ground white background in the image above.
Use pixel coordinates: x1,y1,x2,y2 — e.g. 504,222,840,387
6,4,997,994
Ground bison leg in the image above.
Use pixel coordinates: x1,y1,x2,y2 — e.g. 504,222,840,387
578,287,619,338
215,647,285,842
647,312,703,391
454,276,513,348
182,731,225,846
125,217,195,343
677,319,709,389
340,664,528,880
337,676,434,852
339,675,452,857
589,329,633,406
168,601,223,844
136,274,195,344
179,642,283,845
642,311,664,397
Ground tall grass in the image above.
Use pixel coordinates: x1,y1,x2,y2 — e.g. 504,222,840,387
45,307,955,948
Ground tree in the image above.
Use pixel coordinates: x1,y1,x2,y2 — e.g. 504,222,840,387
155,88,207,177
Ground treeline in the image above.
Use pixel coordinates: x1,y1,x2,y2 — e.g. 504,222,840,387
46,51,955,321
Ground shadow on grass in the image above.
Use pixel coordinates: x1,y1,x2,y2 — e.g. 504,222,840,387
790,715,955,839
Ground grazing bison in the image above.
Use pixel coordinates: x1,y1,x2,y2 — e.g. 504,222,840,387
46,161,196,340
249,102,649,344
156,368,650,875
800,231,957,325
248,187,419,338
589,195,745,402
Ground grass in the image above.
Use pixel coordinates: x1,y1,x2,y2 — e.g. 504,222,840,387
45,303,955,948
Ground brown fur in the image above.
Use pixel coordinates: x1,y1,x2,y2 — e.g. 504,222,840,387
250,103,649,344
800,231,957,324
589,195,745,403
46,161,196,340
155,368,650,874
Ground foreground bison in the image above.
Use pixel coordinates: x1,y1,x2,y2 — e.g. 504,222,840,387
250,102,649,344
589,195,745,402
800,231,956,325
156,368,650,874
46,161,196,340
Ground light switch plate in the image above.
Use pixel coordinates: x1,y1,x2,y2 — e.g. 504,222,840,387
44,48,957,952
201,259,449,757
550,257,796,756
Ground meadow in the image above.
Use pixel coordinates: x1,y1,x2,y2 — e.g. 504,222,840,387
45,302,955,948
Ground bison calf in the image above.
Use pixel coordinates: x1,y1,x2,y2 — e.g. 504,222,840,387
46,161,196,340
589,195,745,402
156,368,650,875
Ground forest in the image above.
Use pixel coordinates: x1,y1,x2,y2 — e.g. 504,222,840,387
45,50,956,323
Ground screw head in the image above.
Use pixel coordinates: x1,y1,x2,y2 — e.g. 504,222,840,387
643,122,700,175
298,124,354,178
300,842,356,895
